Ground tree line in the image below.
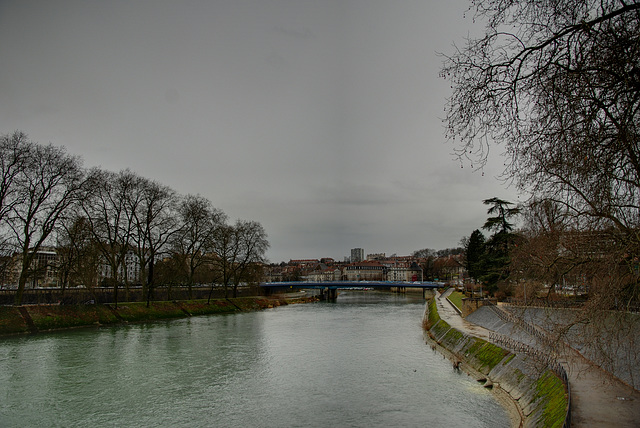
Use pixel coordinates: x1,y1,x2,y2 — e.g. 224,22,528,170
0,131,269,306
410,247,464,282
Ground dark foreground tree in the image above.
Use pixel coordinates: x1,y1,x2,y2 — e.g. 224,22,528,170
0,132,33,291
442,0,640,244
443,2,640,354
0,132,32,226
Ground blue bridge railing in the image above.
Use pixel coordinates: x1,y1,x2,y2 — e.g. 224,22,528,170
259,281,444,289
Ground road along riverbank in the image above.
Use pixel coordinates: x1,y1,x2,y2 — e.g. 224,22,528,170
0,295,320,337
424,296,568,428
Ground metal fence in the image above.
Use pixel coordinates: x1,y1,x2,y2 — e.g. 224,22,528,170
485,301,571,427
490,332,571,427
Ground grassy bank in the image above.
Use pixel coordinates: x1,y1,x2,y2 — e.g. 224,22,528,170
0,295,319,336
446,291,464,311
424,297,568,428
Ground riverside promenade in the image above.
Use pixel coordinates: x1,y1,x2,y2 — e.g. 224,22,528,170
436,289,640,427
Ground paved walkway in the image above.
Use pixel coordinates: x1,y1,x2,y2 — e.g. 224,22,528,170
436,289,640,427
434,290,493,341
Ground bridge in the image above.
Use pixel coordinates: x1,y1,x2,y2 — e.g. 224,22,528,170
260,281,444,301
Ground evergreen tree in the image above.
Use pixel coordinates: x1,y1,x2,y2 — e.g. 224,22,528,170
480,198,521,293
464,229,486,283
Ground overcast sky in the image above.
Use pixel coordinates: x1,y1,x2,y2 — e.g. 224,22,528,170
0,0,520,263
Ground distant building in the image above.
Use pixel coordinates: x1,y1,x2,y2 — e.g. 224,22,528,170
307,267,341,282
344,260,385,281
386,262,410,282
350,248,365,263
289,259,319,267
9,247,60,288
99,250,142,285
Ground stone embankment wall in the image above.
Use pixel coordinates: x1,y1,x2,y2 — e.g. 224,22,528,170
0,296,319,336
503,306,640,391
424,298,568,428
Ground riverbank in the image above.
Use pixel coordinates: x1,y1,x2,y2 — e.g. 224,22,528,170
466,303,640,426
0,295,320,337
424,296,568,428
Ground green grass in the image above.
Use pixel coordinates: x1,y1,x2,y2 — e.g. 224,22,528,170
0,297,316,336
0,306,29,334
179,300,235,316
427,298,440,326
27,305,119,330
448,291,464,310
114,301,189,321
476,342,510,370
464,339,510,371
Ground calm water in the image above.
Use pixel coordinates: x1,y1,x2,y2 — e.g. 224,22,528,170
0,292,510,427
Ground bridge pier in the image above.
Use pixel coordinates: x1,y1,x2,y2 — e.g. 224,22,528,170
423,288,436,300
324,288,338,302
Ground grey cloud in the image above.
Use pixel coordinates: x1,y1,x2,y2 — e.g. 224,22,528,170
0,0,519,263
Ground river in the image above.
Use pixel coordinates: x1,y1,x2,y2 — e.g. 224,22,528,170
0,291,510,427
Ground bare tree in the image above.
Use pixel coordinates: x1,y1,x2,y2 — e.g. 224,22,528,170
210,219,269,299
0,132,34,282
172,194,226,298
442,1,640,244
56,214,101,294
7,140,84,305
80,168,142,307
412,248,437,280
0,132,32,224
504,196,640,389
130,178,180,306
412,248,436,259
443,0,640,327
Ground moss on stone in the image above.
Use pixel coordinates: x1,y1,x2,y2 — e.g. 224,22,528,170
427,298,440,326
471,342,509,371
534,370,568,428
444,326,465,344
503,353,516,365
